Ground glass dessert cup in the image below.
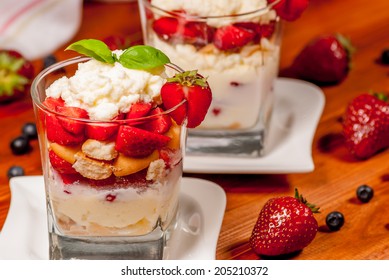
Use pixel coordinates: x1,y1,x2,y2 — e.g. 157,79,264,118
31,57,187,260
138,0,282,157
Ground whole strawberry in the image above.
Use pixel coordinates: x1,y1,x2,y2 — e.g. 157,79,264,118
343,93,389,159
0,50,34,103
269,0,310,21
250,189,319,256
291,34,354,84
161,70,212,128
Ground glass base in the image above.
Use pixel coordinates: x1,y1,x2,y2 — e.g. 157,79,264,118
186,127,266,157
49,226,166,260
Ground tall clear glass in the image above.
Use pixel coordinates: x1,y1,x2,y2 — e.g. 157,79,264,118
138,0,282,157
31,57,187,259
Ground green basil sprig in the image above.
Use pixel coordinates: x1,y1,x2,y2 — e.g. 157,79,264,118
66,39,170,70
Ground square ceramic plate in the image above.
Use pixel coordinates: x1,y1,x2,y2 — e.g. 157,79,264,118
184,78,325,174
0,176,226,260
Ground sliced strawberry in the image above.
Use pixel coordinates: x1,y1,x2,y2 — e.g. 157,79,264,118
86,122,119,141
269,0,309,21
140,107,172,134
59,173,84,185
161,70,212,128
126,102,152,119
49,150,78,174
183,21,215,46
46,114,85,145
234,21,276,43
159,147,182,169
152,17,179,41
115,125,171,157
56,106,89,135
42,97,65,111
213,24,255,51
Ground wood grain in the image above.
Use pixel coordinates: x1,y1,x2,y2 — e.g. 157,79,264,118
1,0,389,260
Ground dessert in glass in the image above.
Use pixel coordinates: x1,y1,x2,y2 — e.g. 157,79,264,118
31,40,211,259
138,0,282,157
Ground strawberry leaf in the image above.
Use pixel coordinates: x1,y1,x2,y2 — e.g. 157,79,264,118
118,45,170,70
66,39,115,64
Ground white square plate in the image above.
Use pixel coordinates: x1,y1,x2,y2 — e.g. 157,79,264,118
184,78,325,174
0,176,226,260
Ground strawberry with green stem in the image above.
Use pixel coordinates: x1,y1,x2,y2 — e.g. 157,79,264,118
291,34,355,84
250,188,319,256
161,70,212,128
0,50,34,103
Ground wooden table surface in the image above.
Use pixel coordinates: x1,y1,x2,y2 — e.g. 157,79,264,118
1,0,389,260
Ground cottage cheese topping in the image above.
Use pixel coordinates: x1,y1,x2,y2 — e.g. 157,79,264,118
46,57,165,121
151,0,269,17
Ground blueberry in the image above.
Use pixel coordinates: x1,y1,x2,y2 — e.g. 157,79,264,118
381,49,389,64
7,165,25,179
43,54,58,69
356,185,374,203
22,122,37,140
326,211,345,231
10,135,30,155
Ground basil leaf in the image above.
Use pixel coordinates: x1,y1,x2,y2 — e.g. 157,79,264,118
118,45,170,70
66,39,115,64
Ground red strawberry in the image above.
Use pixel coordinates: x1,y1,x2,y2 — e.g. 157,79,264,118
42,97,65,111
161,70,212,128
343,93,389,159
102,35,133,50
59,173,84,185
213,25,255,51
49,150,77,174
86,122,119,141
46,113,85,145
152,17,179,41
56,106,89,135
126,102,152,119
234,21,276,43
152,16,214,47
182,21,215,46
291,34,354,84
0,50,34,103
250,189,319,256
115,125,171,157
140,107,172,134
268,0,309,21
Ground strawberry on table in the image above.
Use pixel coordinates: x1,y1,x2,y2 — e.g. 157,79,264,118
250,189,319,256
342,93,389,159
291,34,355,84
0,50,34,103
269,0,310,21
161,70,212,128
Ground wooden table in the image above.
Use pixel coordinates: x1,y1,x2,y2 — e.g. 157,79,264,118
1,0,389,260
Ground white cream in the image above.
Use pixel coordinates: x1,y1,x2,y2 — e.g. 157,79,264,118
46,58,165,121
48,164,181,236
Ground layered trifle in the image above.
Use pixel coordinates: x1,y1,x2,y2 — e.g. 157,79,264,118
139,0,281,131
32,41,211,258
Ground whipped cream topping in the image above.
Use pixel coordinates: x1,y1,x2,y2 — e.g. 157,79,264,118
150,0,276,27
46,55,165,121
151,0,269,17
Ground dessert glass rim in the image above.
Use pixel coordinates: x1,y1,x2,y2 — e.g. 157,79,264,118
31,55,187,123
142,0,279,20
